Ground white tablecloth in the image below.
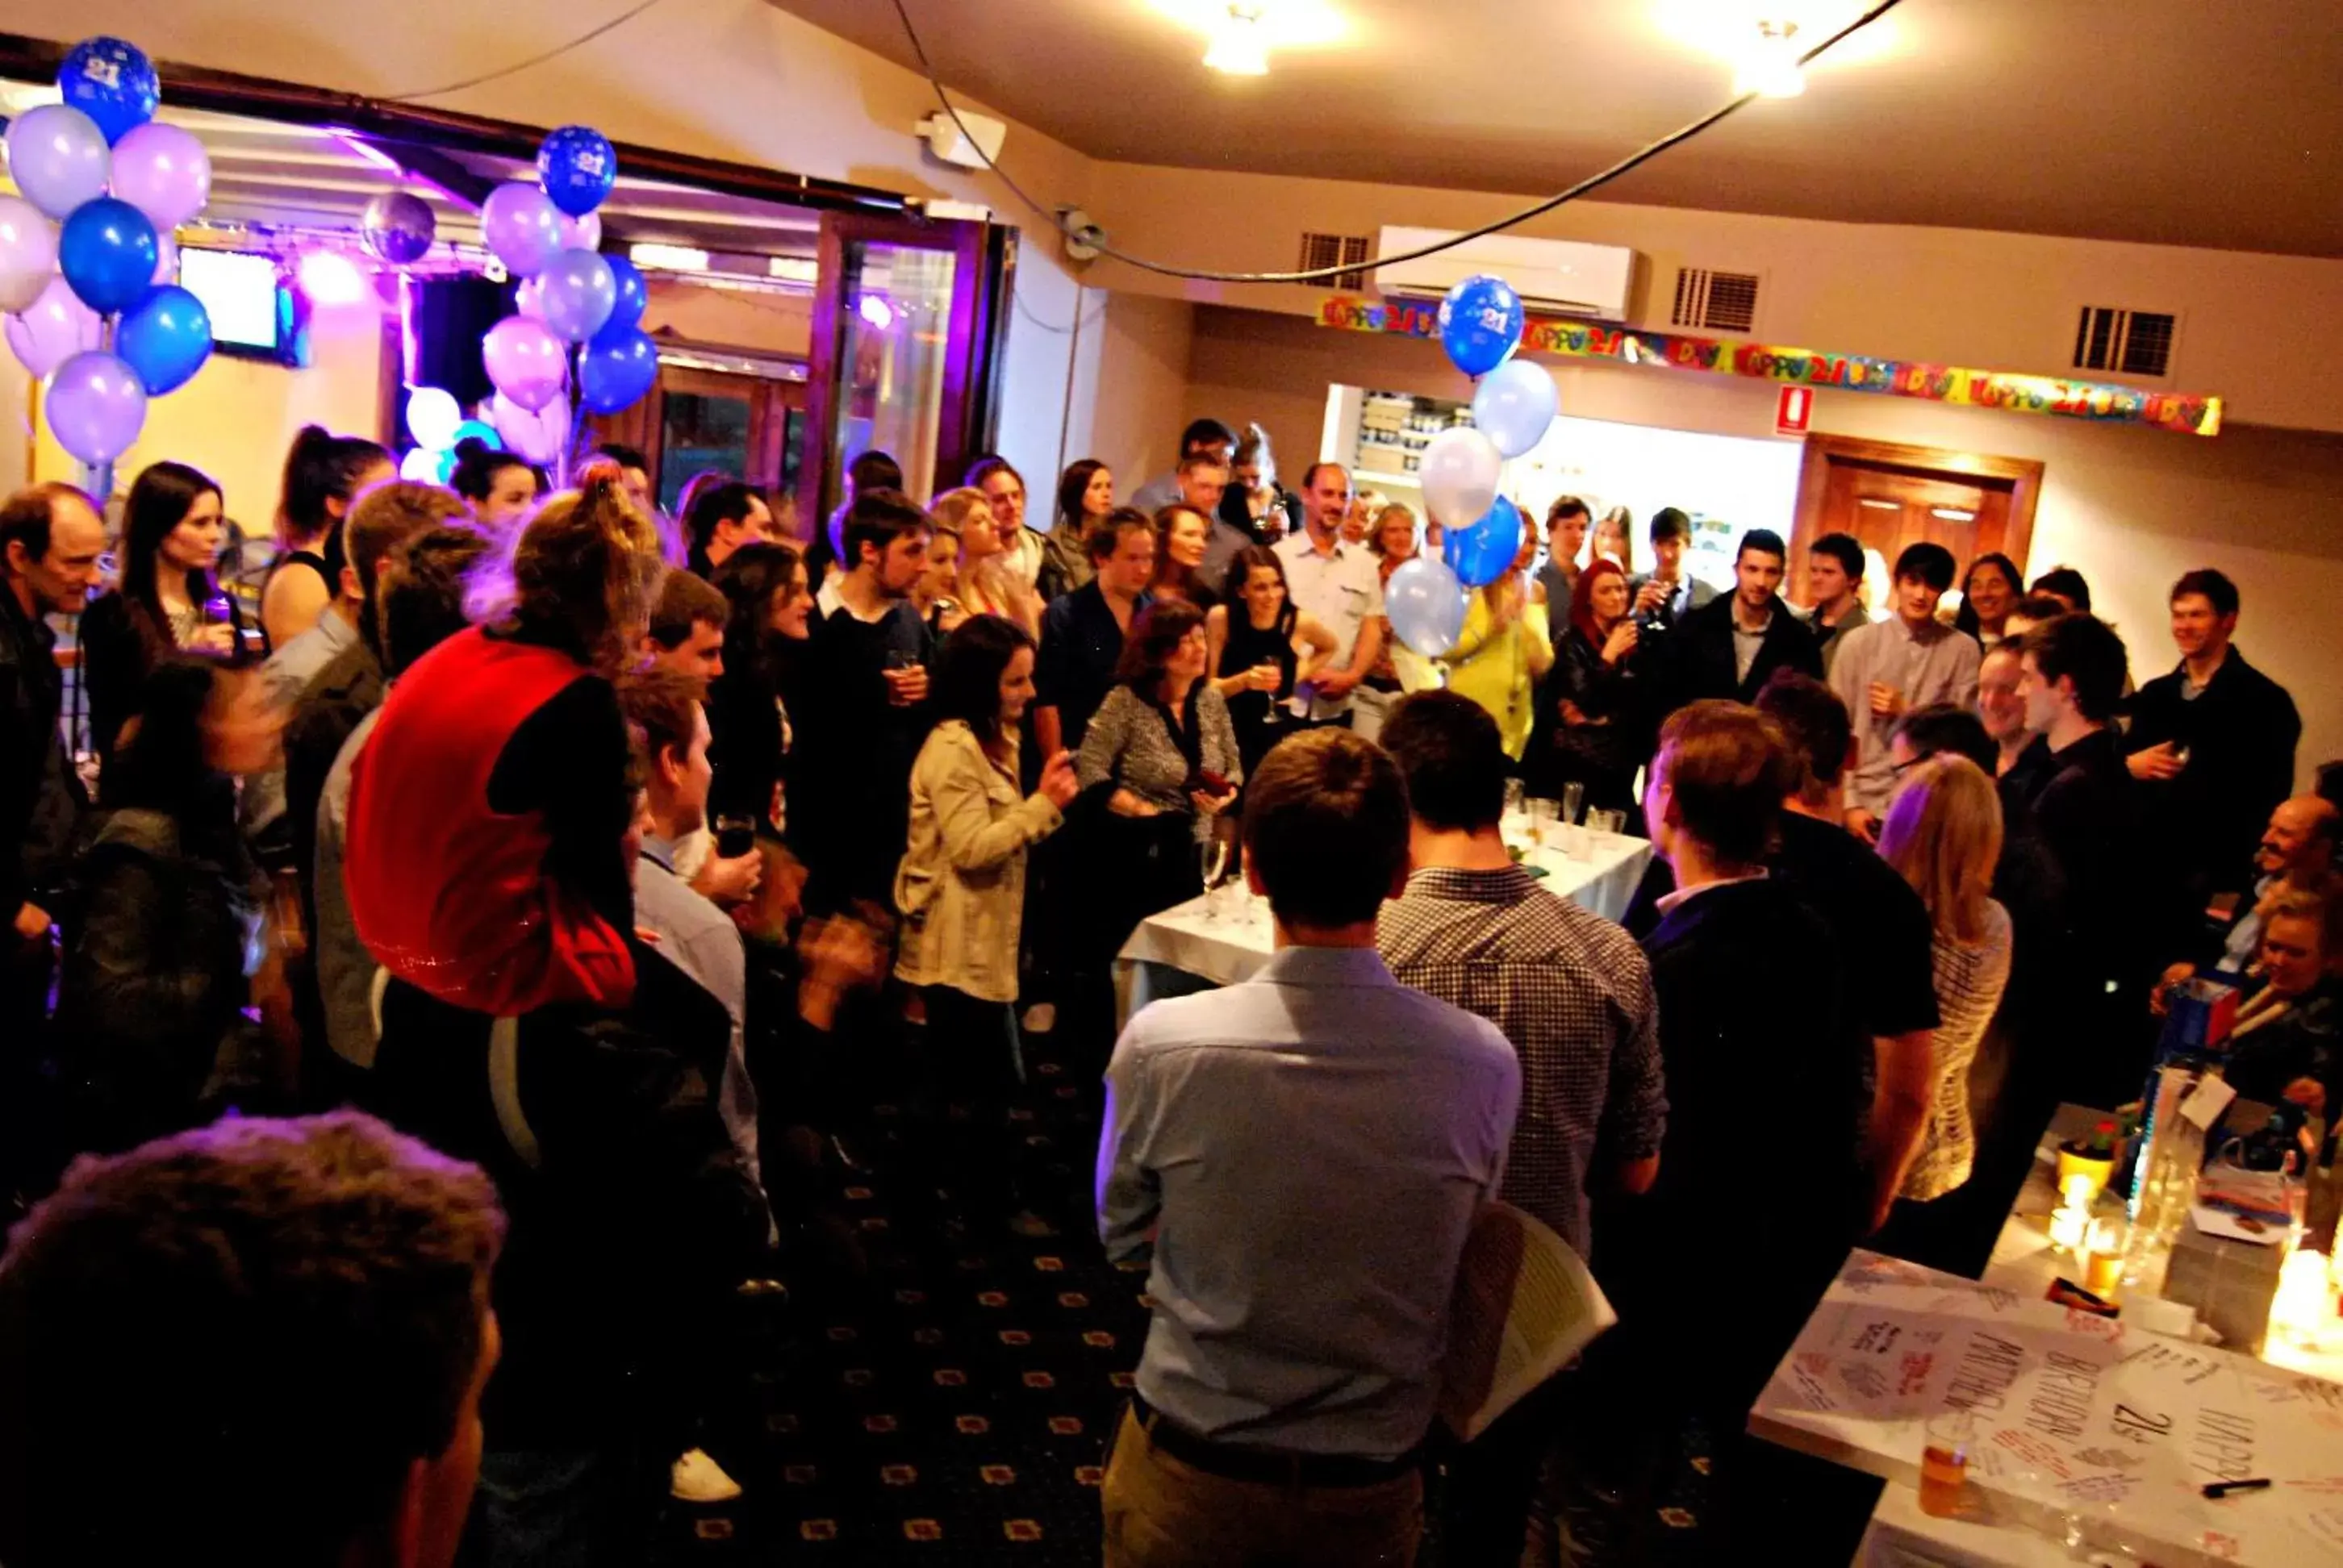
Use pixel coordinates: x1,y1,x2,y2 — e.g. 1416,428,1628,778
1113,821,1654,1024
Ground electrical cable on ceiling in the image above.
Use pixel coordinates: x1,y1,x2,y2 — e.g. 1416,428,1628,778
889,0,1907,284
383,0,670,101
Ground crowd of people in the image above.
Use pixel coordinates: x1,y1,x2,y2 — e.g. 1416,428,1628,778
1,402,2337,1568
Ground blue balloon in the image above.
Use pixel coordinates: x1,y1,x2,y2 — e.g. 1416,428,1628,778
58,36,159,146
537,125,616,217
115,283,212,394
449,419,503,451
1384,557,1468,659
578,327,658,414
1444,496,1526,590
58,197,159,315
604,255,647,335
1438,273,1525,378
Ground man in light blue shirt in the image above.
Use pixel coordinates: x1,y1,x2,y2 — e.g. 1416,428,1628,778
1096,728,1520,1566
1126,416,1236,516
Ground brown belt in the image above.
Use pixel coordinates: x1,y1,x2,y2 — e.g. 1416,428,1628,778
1128,1395,1420,1489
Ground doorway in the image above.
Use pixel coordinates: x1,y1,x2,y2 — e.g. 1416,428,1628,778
1790,434,2044,587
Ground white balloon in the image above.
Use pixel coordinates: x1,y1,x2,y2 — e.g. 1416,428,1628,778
1418,427,1504,530
400,445,448,483
1471,358,1559,460
406,386,464,452
0,195,59,315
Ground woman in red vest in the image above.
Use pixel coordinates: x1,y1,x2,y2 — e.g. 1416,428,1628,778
345,469,662,1015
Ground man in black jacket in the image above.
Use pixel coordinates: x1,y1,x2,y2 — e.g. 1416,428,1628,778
1,483,104,1172
1658,528,1823,711
2007,612,2149,1102
2123,569,2301,920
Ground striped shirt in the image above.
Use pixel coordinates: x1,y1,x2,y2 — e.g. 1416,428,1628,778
1379,865,1667,1254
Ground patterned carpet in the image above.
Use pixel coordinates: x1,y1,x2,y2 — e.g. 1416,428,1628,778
662,1036,1148,1566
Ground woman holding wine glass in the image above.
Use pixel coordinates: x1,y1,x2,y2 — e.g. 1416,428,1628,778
1075,601,1242,945
1204,547,1337,780
1526,557,1649,811
81,461,250,773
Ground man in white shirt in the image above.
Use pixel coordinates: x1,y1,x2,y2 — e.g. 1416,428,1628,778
1830,542,1980,834
1272,464,1385,726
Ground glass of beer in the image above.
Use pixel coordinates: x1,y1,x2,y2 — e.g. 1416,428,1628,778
1919,1409,1974,1517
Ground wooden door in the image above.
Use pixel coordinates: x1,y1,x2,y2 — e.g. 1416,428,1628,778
1790,435,2044,594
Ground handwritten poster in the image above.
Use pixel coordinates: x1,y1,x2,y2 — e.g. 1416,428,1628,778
1752,1251,2343,1567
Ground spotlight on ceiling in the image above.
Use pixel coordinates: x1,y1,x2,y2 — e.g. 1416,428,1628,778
1204,2,1271,74
1735,18,1806,97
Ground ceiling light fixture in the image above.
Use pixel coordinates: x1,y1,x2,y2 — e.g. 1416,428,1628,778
1204,2,1270,75
1735,18,1806,98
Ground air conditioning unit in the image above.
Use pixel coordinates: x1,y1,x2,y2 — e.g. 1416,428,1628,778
1372,227,1635,322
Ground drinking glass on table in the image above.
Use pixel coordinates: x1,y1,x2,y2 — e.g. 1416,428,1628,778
1198,837,1231,921
1919,1409,1973,1518
1502,777,1525,822
1526,796,1557,848
1560,782,1585,827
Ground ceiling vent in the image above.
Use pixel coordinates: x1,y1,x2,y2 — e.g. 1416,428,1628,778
1671,267,1760,332
2072,306,2176,379
1299,231,1372,293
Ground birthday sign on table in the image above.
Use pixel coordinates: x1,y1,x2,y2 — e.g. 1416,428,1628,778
1752,1251,2343,1567
1316,296,2225,438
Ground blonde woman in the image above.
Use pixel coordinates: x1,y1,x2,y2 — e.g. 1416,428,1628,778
1876,755,2014,1240
1438,532,1552,758
935,486,1041,636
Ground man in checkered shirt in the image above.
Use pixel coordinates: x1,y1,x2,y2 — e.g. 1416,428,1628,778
1376,690,1664,1568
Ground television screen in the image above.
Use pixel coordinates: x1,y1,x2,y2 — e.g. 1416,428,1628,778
180,248,282,354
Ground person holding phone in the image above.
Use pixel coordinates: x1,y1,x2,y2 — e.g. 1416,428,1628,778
1076,601,1242,947
894,615,1080,1228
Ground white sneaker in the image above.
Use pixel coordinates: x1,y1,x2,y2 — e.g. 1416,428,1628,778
670,1448,743,1503
1021,1003,1056,1034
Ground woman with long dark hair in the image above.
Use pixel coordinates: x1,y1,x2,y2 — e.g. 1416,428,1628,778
261,425,393,650
1038,459,1113,601
1528,557,1648,810
345,471,662,1017
449,436,544,534
80,461,248,770
894,615,1080,1223
1952,553,2022,648
1203,546,1336,778
1076,600,1242,942
704,540,813,847
56,656,282,1152
1147,503,1217,610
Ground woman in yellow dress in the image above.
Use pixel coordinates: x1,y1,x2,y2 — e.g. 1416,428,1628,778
1439,532,1552,759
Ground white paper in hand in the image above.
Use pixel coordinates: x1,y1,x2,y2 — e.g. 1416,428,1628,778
1437,1202,1616,1441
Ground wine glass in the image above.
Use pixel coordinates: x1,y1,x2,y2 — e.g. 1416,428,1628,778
1199,837,1230,920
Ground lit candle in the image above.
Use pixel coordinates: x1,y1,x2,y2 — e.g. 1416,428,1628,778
2271,1249,2333,1352
2049,1203,2089,1255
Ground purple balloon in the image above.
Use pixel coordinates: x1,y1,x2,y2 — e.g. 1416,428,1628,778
537,248,616,343
482,315,566,411
6,273,102,378
555,211,601,252
0,194,59,314
5,103,111,219
491,389,570,466
44,349,148,465
108,121,211,231
481,181,562,278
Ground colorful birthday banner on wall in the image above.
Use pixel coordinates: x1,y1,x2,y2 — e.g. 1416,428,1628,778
1318,296,2224,438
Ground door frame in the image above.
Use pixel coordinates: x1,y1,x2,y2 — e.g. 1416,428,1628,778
800,209,1003,519
1790,433,2045,584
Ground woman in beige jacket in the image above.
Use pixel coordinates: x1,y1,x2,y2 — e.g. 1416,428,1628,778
895,614,1080,1223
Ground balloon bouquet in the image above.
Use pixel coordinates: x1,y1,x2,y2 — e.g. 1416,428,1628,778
2,36,217,473
474,125,657,481
1382,273,1562,660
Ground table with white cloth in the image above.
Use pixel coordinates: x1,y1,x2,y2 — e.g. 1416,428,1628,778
1112,817,1653,1026
1748,1102,2343,1568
